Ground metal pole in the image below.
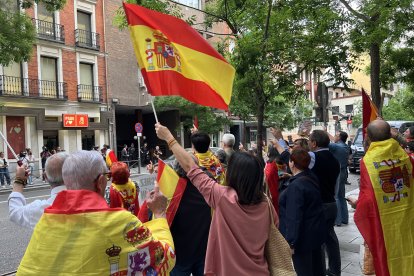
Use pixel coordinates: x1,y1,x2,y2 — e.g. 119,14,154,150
137,134,141,174
150,96,159,123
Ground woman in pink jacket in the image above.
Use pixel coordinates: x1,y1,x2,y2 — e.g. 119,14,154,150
155,123,278,276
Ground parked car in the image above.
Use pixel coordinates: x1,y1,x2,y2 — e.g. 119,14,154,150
349,127,364,173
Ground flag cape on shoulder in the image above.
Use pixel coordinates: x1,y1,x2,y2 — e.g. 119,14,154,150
355,138,414,276
362,88,379,139
139,159,187,226
17,190,175,276
123,3,235,110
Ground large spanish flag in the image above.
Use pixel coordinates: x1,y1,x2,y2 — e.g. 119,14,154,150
362,88,379,139
17,190,175,275
139,159,187,226
355,138,414,276
123,3,235,110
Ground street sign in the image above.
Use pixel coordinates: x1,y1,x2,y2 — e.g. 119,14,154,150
137,133,142,137
135,122,143,133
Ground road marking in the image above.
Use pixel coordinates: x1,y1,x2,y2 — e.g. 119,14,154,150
0,194,49,204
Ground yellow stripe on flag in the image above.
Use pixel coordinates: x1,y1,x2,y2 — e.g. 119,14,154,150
129,25,234,105
158,163,180,199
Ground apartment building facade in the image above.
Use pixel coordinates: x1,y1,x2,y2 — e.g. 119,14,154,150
0,0,110,164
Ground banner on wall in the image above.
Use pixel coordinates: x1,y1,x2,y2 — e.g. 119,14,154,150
62,114,89,128
5,116,25,159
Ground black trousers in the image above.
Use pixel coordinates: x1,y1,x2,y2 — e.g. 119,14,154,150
322,202,341,275
293,248,324,276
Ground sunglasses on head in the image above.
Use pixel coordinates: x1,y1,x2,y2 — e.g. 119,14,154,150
95,172,112,182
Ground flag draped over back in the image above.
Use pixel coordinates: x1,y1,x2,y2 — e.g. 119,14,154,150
355,138,414,276
139,159,187,226
123,3,235,110
17,190,175,275
362,88,379,139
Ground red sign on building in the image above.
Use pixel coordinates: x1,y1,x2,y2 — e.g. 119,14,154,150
63,114,89,128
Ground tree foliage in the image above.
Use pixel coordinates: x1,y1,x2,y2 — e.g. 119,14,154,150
154,96,230,134
382,87,414,121
205,0,354,155
332,0,414,111
0,0,65,66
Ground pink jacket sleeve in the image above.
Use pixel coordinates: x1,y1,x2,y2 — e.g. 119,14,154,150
187,165,227,209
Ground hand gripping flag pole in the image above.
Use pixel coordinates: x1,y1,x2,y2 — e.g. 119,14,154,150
0,129,19,159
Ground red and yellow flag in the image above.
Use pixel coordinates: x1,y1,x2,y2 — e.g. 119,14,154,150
355,138,414,276
362,88,379,139
139,159,187,226
17,190,175,275
123,3,235,110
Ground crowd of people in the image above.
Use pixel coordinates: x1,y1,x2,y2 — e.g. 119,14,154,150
5,119,414,275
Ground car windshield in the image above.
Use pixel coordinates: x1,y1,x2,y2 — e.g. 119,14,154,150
354,128,363,146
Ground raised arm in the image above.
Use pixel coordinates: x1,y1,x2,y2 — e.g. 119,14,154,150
155,123,196,172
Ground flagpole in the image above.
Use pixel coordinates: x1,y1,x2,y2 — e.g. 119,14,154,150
0,129,19,159
150,96,159,123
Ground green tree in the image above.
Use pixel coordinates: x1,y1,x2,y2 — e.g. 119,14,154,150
155,97,230,134
0,0,66,66
382,87,414,121
334,0,414,112
206,0,354,155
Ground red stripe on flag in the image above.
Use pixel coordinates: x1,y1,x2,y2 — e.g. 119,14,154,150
165,177,187,226
354,160,390,276
157,158,166,182
362,88,379,140
123,3,228,63
142,69,228,110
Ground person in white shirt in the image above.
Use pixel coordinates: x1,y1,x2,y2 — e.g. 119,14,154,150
8,152,69,230
0,151,11,188
25,150,36,185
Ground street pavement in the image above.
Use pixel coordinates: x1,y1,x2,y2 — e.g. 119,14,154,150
0,169,365,275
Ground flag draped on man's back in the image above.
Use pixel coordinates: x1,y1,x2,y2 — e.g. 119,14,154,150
362,88,379,139
123,3,235,110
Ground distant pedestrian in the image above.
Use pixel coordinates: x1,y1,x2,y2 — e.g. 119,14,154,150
153,145,163,163
128,143,136,162
141,143,150,166
40,147,51,182
26,151,36,185
121,144,129,163
0,151,11,188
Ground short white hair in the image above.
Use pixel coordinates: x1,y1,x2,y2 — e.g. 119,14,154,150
45,152,69,187
222,133,235,147
62,150,107,191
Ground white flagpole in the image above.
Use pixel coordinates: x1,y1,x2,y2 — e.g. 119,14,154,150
0,129,19,159
150,96,159,124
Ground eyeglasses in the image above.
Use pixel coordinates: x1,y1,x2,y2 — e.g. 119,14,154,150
95,172,112,182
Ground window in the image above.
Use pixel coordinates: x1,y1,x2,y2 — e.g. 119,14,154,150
77,11,91,32
80,63,94,86
38,3,54,23
40,56,58,97
345,104,353,114
335,92,339,98
2,62,22,94
332,106,339,115
175,0,199,8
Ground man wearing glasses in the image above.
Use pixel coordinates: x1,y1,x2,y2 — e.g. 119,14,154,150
17,150,175,275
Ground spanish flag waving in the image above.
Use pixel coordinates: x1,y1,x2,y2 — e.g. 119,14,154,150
362,88,379,139
123,3,235,110
355,138,414,276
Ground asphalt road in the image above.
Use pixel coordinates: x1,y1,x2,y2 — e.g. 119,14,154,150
0,188,51,275
0,170,360,275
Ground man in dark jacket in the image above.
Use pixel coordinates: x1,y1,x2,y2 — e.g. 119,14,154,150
309,130,341,276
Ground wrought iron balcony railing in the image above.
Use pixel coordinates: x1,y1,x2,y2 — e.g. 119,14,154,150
75,29,100,50
77,84,103,103
32,18,65,43
0,75,67,100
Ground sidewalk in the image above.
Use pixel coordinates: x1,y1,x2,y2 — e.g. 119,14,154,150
337,188,364,276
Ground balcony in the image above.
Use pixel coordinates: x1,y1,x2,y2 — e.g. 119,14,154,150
0,75,67,100
77,84,103,103
32,18,65,43
75,29,100,50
